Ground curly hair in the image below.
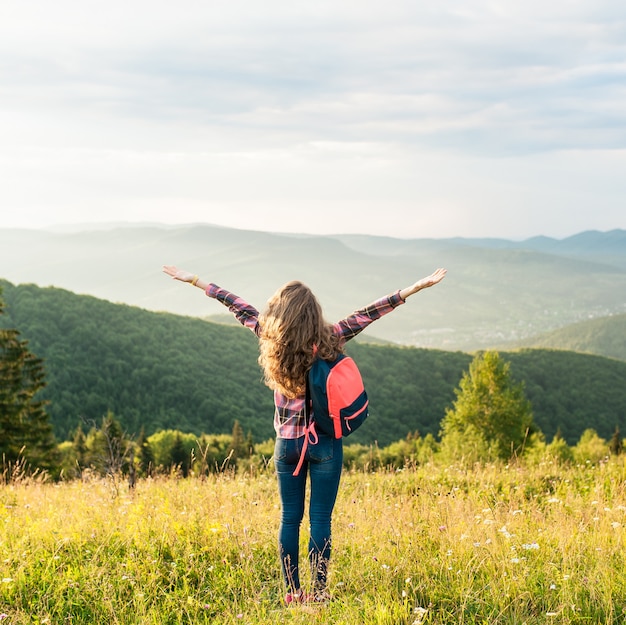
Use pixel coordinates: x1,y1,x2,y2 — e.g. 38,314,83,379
258,281,342,398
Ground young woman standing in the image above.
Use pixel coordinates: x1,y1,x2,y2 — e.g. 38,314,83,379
162,265,447,604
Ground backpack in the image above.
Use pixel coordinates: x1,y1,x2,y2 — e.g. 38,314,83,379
293,353,369,476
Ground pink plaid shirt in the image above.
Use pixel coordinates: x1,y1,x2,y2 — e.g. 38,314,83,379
206,284,405,438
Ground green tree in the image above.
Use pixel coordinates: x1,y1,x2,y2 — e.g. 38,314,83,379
136,426,154,476
573,428,608,464
609,426,623,456
0,292,57,473
147,429,196,469
545,430,574,463
440,351,535,462
71,425,87,478
170,432,190,476
229,419,247,461
73,425,87,468
101,412,132,475
84,412,133,476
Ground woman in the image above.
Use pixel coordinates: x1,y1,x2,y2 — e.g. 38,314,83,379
162,264,447,604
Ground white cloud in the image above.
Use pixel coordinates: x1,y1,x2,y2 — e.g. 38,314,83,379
0,0,625,236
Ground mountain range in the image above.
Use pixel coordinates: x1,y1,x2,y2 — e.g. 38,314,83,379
1,224,625,352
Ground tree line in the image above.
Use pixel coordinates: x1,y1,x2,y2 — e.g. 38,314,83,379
52,403,625,484
1,281,626,479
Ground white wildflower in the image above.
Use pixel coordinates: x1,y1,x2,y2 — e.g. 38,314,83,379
413,605,428,624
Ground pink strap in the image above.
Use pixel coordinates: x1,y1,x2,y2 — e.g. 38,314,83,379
293,422,319,476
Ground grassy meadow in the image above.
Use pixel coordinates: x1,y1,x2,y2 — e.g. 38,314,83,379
1,459,626,625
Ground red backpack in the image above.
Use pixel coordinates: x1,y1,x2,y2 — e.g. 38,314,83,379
293,353,369,476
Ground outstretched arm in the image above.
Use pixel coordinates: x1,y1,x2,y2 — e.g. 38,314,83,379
162,265,261,335
399,267,447,300
335,267,448,342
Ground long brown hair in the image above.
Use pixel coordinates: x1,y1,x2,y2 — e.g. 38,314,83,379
258,281,341,398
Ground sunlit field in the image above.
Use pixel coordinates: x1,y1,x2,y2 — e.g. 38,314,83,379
2,459,626,625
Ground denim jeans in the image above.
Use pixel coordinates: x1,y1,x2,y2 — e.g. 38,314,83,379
274,433,343,593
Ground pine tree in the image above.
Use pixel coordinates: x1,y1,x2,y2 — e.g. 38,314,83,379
609,426,623,456
72,425,87,476
136,426,154,476
86,411,132,476
245,430,255,456
102,411,127,474
229,419,247,460
440,351,535,461
0,292,57,473
170,433,189,477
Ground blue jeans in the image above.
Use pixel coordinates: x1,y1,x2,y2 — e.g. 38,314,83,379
274,434,343,593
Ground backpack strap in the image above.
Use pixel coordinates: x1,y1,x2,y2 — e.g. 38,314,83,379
292,375,317,476
292,421,318,477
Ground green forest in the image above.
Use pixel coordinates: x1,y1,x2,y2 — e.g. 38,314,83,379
1,279,625,451
511,312,626,361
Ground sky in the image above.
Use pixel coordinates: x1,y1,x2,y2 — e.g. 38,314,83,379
1,0,625,240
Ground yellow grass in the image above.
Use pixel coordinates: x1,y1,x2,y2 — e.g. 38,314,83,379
1,458,626,624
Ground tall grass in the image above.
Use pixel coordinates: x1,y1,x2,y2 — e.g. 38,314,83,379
1,458,626,624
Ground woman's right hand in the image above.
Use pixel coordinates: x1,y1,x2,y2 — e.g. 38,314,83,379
163,265,196,283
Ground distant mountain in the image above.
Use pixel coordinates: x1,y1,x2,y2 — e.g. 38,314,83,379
1,280,625,446
336,228,626,265
503,313,626,362
411,229,626,268
524,230,626,264
1,224,625,351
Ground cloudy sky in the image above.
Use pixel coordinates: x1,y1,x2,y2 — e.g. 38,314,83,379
1,0,625,239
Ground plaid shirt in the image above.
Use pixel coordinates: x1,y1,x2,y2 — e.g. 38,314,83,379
206,284,405,438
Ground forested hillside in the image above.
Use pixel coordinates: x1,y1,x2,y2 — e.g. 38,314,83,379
1,281,625,446
504,313,626,362
1,225,625,351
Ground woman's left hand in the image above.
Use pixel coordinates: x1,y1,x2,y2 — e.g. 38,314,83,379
400,268,447,299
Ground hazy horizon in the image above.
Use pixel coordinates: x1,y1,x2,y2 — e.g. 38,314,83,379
1,220,624,243
1,224,625,354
